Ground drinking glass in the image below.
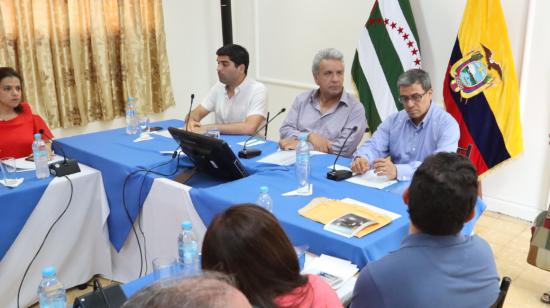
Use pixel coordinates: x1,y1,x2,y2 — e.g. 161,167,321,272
139,116,150,137
1,157,17,186
152,257,178,281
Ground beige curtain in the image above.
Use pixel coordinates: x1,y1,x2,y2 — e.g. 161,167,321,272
0,0,174,128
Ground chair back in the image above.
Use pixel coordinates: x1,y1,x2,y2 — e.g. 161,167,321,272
490,276,512,308
457,144,473,159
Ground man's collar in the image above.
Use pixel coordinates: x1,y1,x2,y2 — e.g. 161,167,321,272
406,101,435,127
402,233,468,248
311,89,350,107
225,76,248,95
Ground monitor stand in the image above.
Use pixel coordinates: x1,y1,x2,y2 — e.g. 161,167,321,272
173,167,197,184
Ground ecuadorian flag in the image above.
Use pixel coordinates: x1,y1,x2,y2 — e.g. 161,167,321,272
443,0,523,175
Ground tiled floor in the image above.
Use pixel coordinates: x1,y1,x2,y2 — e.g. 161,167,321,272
46,211,550,307
475,211,550,307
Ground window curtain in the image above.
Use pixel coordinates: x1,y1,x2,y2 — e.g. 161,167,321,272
0,0,174,128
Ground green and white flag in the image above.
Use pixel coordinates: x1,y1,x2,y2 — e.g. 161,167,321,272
351,0,421,132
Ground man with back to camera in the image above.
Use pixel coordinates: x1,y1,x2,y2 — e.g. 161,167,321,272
279,48,367,157
186,44,268,135
351,68,459,181
350,152,500,308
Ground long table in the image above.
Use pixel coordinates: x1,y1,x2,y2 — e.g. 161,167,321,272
0,165,112,308
55,119,484,274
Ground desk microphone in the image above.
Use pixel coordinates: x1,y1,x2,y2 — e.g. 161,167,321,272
238,108,286,159
185,93,195,131
39,129,81,177
327,126,358,181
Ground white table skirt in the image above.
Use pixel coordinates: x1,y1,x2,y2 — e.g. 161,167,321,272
111,178,206,282
0,165,112,308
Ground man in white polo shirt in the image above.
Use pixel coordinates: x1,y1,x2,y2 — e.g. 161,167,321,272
186,44,268,135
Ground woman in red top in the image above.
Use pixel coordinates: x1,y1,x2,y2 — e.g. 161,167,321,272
202,204,343,308
0,67,53,158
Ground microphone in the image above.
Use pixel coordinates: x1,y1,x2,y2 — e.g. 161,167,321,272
185,93,195,131
39,129,81,177
327,126,358,181
238,108,286,159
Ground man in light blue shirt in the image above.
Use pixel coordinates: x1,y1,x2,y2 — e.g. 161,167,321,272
350,153,500,308
351,69,459,181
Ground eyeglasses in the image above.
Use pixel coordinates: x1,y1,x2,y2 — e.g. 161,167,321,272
399,92,428,104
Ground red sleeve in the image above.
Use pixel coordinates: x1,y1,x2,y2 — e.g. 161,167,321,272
32,114,54,140
22,102,54,140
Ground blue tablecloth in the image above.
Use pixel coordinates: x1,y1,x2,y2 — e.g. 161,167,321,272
55,120,189,250
190,150,486,268
54,120,284,250
0,171,54,260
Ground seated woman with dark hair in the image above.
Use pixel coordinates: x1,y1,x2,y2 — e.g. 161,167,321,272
0,67,53,158
201,204,342,308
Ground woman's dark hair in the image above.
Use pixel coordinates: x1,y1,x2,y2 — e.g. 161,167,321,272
0,67,23,113
201,204,308,308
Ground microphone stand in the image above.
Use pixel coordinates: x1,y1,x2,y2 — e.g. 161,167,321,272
238,108,286,159
327,126,358,181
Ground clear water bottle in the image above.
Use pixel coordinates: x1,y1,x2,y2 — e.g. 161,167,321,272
178,221,200,277
295,133,310,193
256,186,273,212
125,97,138,135
33,133,50,179
38,266,66,308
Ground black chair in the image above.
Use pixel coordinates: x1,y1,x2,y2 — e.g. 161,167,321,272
490,276,512,308
457,143,473,159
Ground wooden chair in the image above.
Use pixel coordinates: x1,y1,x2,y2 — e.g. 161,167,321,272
490,276,512,308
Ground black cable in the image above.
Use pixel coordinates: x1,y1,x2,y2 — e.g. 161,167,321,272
92,278,111,308
17,175,74,308
121,152,182,278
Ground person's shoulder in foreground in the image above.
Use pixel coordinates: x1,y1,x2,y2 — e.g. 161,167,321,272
274,274,343,308
350,152,500,308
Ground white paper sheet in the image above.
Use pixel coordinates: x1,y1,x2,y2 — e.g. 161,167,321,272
303,254,359,290
5,155,64,171
150,130,173,138
346,169,397,189
258,150,325,166
340,198,401,220
237,139,266,147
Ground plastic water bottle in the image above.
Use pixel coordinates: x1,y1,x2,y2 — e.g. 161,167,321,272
178,221,200,276
33,133,50,179
125,97,138,135
38,266,66,308
256,186,273,212
295,133,310,193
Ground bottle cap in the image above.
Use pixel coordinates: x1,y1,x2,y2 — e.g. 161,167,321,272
260,186,268,193
298,133,308,141
42,266,56,278
127,97,137,102
34,133,41,140
181,221,192,230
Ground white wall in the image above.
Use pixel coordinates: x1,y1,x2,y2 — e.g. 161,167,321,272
53,0,549,221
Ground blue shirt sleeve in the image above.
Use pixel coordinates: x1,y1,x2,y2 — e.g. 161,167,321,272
351,266,386,308
353,114,393,162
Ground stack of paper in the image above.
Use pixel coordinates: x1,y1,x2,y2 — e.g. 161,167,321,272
303,254,359,291
299,197,395,238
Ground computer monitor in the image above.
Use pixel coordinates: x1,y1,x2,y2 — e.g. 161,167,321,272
168,127,249,182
